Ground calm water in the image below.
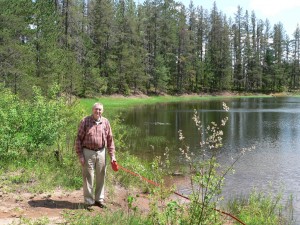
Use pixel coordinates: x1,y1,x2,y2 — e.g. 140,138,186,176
122,97,300,219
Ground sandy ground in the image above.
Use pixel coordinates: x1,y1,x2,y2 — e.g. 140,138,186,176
0,180,236,225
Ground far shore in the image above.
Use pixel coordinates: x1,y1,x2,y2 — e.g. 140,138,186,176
84,90,300,99
79,91,300,114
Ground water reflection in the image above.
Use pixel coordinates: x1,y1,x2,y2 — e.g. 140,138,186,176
123,97,300,219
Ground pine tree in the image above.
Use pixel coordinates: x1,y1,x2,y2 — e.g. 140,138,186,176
89,0,115,94
249,11,263,90
142,0,161,93
272,22,285,91
196,6,208,92
176,4,188,93
243,10,251,91
185,1,197,92
0,0,35,96
232,5,244,90
157,0,177,93
291,24,300,89
261,19,272,91
205,2,231,91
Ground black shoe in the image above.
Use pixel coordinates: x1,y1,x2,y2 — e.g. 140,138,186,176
95,201,106,208
84,204,93,211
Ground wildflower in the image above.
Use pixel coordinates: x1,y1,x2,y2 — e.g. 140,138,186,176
221,117,229,126
222,102,230,111
179,147,184,154
178,130,185,141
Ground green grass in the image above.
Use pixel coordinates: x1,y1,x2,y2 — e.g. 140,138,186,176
226,190,295,225
1,155,83,193
14,210,151,225
62,209,151,225
11,217,50,225
79,94,271,116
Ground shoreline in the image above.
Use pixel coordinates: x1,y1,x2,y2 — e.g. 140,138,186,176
79,91,297,116
86,90,300,99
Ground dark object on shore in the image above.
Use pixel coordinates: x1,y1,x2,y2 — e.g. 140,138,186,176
172,171,184,176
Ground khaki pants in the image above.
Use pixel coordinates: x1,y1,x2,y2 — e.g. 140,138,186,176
82,148,106,205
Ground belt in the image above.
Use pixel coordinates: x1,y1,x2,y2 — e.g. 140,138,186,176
83,147,105,152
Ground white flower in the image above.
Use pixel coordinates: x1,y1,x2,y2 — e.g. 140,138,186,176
178,130,185,141
222,102,230,111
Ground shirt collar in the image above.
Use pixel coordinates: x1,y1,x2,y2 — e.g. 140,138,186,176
91,115,102,124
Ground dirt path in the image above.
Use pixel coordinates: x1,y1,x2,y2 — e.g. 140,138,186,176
0,185,151,225
0,181,234,225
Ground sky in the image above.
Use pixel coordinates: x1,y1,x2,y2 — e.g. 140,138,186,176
181,0,300,38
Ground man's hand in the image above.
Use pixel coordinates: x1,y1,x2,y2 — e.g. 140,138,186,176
80,157,85,166
111,156,116,163
111,159,119,171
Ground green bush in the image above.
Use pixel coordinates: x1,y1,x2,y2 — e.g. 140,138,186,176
0,85,73,159
0,84,87,191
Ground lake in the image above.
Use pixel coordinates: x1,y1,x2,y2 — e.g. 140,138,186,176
122,97,300,219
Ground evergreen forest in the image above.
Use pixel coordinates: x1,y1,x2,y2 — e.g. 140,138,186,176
1,0,300,97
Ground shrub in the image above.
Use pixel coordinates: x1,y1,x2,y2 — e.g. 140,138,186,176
0,84,86,169
0,85,72,159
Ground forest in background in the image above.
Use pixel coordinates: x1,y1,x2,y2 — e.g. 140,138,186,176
1,0,300,97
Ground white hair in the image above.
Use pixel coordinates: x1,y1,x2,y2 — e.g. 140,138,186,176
93,102,103,109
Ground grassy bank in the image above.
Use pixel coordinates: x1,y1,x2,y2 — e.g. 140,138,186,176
79,93,272,116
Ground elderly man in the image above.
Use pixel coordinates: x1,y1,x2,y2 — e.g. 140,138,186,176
76,102,116,209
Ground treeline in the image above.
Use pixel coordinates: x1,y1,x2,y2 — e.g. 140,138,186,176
1,0,300,97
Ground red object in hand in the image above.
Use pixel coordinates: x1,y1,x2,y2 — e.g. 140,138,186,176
111,161,119,171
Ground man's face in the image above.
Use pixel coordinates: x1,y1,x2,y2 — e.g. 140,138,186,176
92,104,103,120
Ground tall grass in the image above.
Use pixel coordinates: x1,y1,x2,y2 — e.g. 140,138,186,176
62,210,152,225
227,190,295,225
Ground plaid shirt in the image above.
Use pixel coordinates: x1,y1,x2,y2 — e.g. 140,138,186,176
75,115,115,159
